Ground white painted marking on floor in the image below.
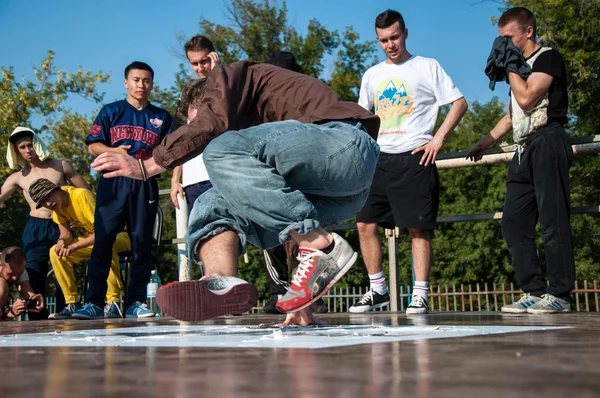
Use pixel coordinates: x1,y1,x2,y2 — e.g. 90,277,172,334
0,324,569,349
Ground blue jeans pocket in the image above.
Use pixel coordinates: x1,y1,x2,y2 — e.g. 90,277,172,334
320,128,378,196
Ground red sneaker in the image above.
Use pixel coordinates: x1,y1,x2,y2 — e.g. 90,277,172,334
156,276,258,322
276,233,357,313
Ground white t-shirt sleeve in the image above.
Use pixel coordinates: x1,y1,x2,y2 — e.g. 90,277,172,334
430,60,463,106
358,70,373,111
17,269,29,283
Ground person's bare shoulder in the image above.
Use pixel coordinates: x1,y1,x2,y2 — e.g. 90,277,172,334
49,158,67,172
6,169,27,190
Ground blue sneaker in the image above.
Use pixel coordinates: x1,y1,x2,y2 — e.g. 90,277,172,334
49,303,83,320
104,302,123,319
125,301,155,318
71,303,105,320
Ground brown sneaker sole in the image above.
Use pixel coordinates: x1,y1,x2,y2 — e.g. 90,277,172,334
156,281,258,322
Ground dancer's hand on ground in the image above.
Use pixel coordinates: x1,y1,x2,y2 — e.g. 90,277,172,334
279,307,327,327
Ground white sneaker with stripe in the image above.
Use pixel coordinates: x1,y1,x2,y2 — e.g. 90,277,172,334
501,293,542,314
527,293,571,314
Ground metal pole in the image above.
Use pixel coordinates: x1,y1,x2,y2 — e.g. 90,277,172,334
435,141,600,170
386,228,399,312
175,194,191,281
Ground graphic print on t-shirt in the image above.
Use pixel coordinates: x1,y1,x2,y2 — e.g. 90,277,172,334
374,78,415,133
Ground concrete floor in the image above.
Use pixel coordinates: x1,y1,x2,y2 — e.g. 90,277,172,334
1,312,598,398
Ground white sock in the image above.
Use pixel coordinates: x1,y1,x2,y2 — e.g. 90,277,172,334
369,271,388,295
413,281,429,299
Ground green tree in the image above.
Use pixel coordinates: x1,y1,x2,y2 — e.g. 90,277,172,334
329,27,378,101
196,0,340,77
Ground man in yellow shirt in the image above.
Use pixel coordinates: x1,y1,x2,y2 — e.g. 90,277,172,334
28,178,131,319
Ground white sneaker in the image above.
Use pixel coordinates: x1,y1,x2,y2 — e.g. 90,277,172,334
527,294,571,314
501,293,542,314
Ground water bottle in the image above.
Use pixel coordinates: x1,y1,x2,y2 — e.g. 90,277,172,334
146,269,162,316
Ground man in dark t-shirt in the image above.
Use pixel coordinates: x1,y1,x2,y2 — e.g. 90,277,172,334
467,7,574,314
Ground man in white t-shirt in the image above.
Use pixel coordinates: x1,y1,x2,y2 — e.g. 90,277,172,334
170,35,219,212
350,9,467,314
0,246,45,320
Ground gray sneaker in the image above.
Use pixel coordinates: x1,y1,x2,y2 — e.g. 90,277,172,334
527,293,571,314
276,232,357,313
50,303,82,320
501,293,542,314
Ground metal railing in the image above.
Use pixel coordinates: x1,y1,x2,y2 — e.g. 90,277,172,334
247,280,600,313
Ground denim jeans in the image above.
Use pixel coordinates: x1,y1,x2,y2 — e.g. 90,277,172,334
501,123,575,300
186,120,380,262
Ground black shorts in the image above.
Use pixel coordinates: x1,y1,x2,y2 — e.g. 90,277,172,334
356,151,440,230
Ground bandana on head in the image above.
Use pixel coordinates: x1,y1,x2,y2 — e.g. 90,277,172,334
6,126,50,170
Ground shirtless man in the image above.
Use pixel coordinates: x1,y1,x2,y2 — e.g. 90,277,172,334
0,126,91,319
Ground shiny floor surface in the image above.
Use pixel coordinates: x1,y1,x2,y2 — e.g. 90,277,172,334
1,312,599,398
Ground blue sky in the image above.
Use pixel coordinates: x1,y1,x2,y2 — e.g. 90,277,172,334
0,0,507,126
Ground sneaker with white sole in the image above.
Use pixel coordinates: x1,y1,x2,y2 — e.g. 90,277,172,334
276,233,357,313
526,293,571,314
156,275,258,322
406,295,429,314
50,303,83,320
349,290,390,313
104,302,123,318
71,303,105,320
125,301,155,318
501,293,542,314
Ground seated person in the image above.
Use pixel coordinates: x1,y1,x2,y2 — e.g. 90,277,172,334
28,178,131,319
0,246,45,320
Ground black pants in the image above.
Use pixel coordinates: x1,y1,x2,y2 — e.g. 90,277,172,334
501,124,575,300
264,246,289,296
22,217,65,319
86,176,158,308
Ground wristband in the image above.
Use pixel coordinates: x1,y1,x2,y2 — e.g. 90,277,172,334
138,159,148,182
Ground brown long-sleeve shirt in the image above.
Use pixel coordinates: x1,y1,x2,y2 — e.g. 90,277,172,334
152,61,380,169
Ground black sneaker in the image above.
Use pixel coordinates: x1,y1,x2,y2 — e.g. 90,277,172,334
406,294,428,314
261,294,284,314
310,297,329,314
349,290,390,313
